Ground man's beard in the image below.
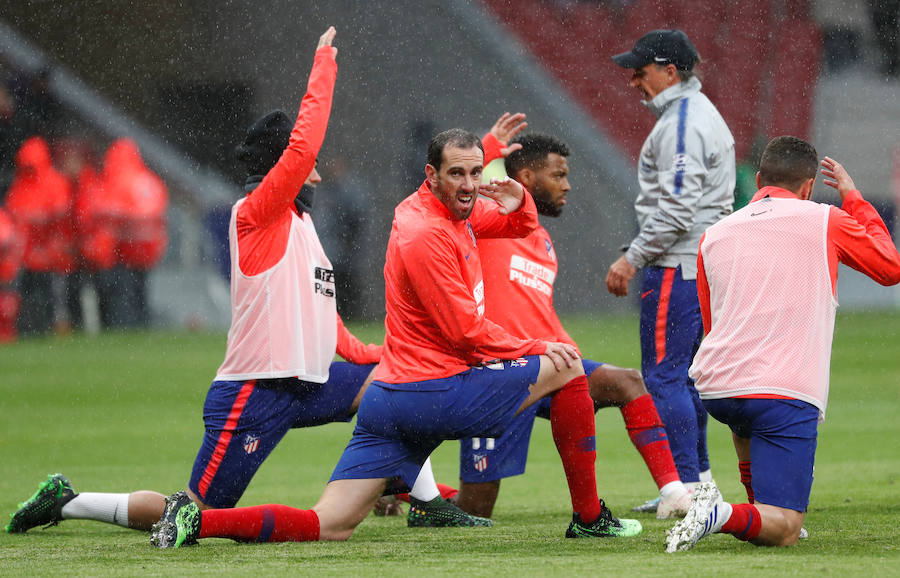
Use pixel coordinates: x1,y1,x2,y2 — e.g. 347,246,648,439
534,195,562,218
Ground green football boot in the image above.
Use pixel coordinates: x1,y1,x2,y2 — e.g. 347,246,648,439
407,496,493,528
565,502,643,538
6,473,77,533
150,491,200,548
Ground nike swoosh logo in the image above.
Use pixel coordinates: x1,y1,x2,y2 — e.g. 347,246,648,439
641,290,654,299
750,210,771,217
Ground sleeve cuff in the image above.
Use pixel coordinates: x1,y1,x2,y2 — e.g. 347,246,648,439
481,132,504,165
624,246,643,269
840,189,863,211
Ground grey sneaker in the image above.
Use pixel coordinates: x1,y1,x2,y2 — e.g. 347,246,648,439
631,496,660,513
150,492,200,548
6,473,77,533
665,482,726,553
565,503,643,538
407,496,493,527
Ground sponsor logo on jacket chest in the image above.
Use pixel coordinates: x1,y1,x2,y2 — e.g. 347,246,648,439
314,267,335,297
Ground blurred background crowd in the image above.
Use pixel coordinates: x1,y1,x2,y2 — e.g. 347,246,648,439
0,66,167,340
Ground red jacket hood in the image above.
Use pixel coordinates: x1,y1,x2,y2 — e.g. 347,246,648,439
103,138,146,176
15,136,53,175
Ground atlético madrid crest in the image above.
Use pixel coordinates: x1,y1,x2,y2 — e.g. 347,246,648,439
243,434,260,455
473,454,488,472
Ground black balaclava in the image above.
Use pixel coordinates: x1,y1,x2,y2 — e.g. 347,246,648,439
235,110,316,213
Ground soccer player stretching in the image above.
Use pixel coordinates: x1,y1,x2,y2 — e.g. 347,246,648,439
7,26,464,536
454,122,691,519
666,137,900,551
149,126,642,547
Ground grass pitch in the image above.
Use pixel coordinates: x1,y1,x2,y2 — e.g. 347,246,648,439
1,311,898,576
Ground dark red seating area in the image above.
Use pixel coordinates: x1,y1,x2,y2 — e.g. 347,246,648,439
482,0,822,163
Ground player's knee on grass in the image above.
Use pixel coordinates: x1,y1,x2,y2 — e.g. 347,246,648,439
587,365,646,408
455,480,500,518
753,503,805,547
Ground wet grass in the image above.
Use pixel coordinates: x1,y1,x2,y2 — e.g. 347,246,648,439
1,310,898,576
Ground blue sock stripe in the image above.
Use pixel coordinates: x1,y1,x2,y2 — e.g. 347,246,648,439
631,427,669,448
739,510,754,539
257,508,276,542
576,435,596,452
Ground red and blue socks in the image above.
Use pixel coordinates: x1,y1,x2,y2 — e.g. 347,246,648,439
718,502,762,542
739,460,754,503
621,394,681,488
199,505,320,543
551,374,602,522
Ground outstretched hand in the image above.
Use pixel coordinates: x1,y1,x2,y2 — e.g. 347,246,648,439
318,26,337,54
821,157,856,201
490,112,528,157
479,176,525,215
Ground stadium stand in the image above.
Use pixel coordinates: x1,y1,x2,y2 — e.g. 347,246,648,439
481,0,822,164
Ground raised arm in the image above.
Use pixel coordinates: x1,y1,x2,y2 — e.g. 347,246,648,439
482,112,528,164
823,158,900,287
241,27,338,228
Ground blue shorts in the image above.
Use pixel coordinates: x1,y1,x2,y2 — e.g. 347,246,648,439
330,357,541,488
703,397,819,512
459,359,604,483
189,362,373,508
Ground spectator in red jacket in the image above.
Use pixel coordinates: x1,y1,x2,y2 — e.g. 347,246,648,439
4,135,72,336
0,206,24,342
57,137,107,330
101,138,168,328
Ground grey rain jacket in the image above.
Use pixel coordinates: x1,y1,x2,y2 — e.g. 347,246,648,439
624,76,735,280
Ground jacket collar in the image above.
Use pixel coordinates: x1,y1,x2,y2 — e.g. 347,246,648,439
750,186,799,203
416,179,457,220
243,174,265,193
645,76,702,119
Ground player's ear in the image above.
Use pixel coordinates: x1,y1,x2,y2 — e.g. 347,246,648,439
425,164,438,186
666,63,679,82
799,177,815,200
517,168,535,190
755,171,762,190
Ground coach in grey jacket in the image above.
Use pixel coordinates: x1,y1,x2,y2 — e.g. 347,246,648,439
606,29,735,512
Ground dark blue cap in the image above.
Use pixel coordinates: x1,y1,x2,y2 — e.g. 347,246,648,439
612,29,698,71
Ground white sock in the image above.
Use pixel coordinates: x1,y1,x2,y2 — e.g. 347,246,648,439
684,481,698,491
659,480,688,499
711,501,732,534
61,493,130,528
409,457,441,502
699,469,713,483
